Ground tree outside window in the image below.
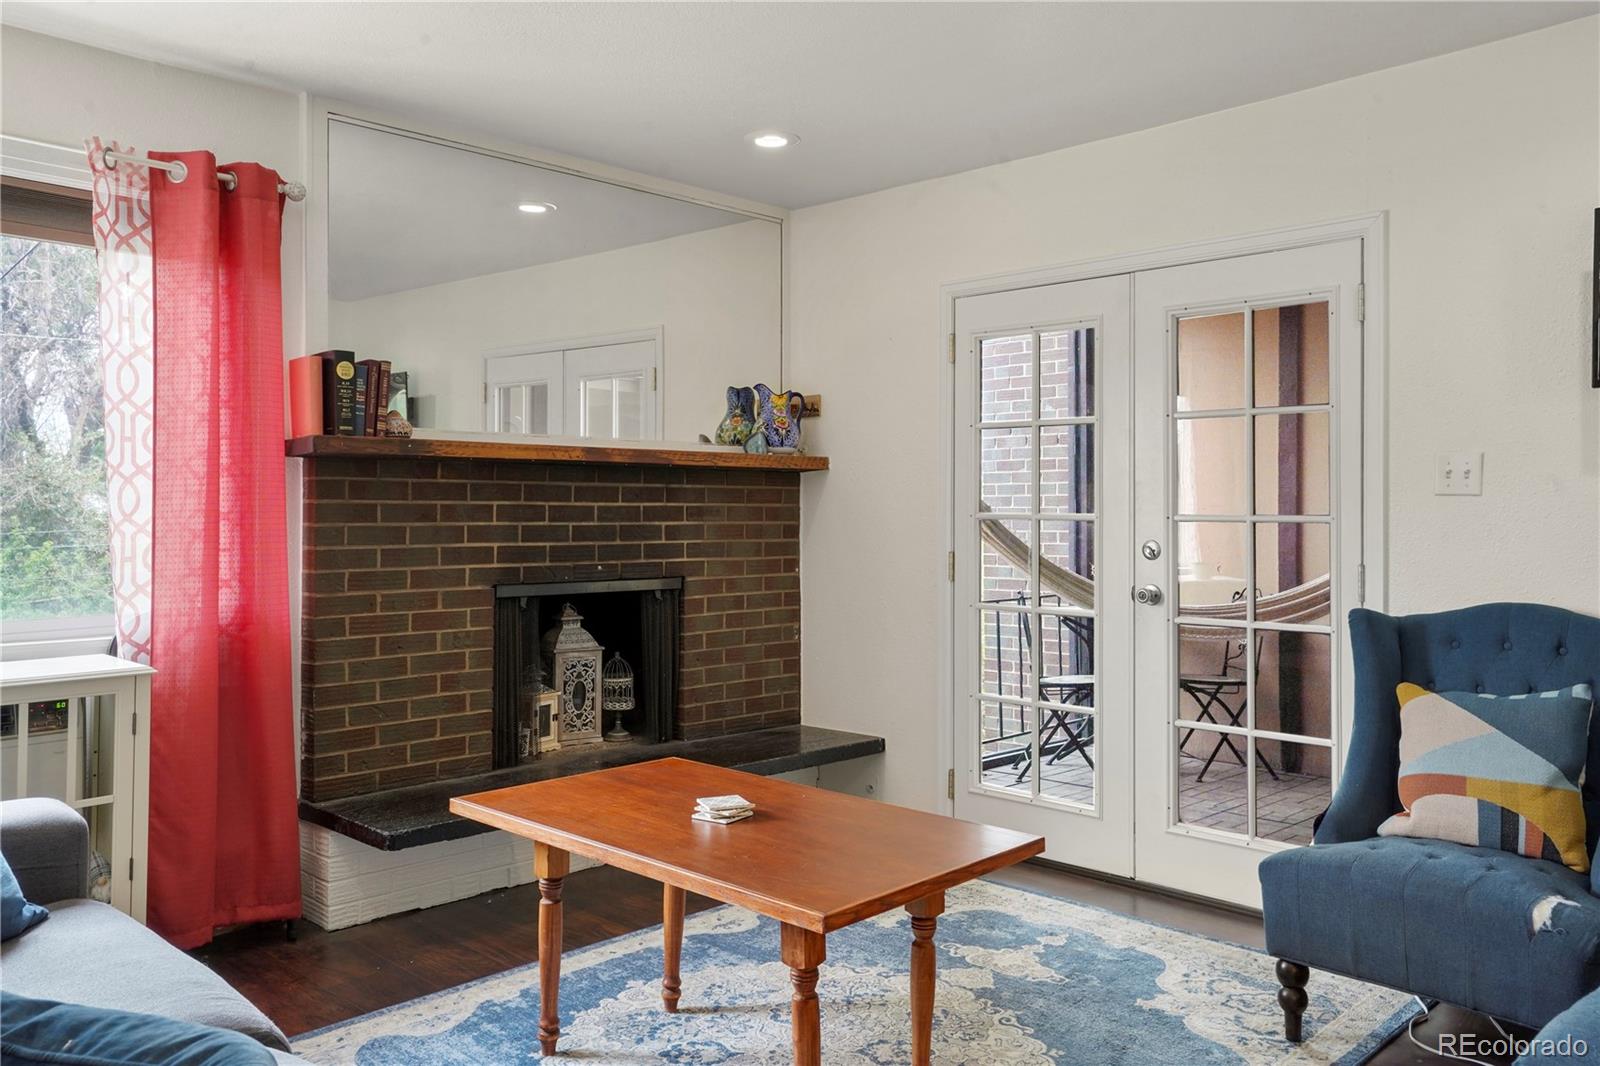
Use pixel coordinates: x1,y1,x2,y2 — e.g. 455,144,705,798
0,231,112,624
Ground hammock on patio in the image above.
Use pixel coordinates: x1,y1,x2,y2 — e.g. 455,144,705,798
978,509,1331,626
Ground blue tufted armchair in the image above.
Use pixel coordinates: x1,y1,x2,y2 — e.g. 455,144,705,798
1259,602,1600,1043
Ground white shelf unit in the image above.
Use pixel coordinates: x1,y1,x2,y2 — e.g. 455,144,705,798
0,654,153,921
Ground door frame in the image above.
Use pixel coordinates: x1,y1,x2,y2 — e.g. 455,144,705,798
482,326,665,436
938,213,1388,825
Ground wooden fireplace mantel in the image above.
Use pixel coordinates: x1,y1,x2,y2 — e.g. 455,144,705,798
285,434,828,472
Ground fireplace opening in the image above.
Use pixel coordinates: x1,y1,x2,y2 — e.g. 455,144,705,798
492,577,682,768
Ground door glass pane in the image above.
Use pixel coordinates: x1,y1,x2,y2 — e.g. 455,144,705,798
615,375,643,438
1254,630,1333,740
979,519,1031,604
978,701,1033,795
1177,625,1248,725
981,334,1033,423
967,312,1101,817
1254,413,1330,515
1176,416,1248,515
497,384,526,433
1255,738,1330,845
1040,327,1093,419
1040,425,1093,515
527,383,549,435
1039,520,1093,604
1253,302,1329,408
583,379,613,438
980,428,1032,513
979,608,1031,700
1176,726,1247,837
1176,522,1248,613
1039,614,1094,705
1176,311,1246,411
1038,708,1095,807
1255,523,1330,624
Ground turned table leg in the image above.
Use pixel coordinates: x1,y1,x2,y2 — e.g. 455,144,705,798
907,892,945,1066
780,923,825,1066
536,843,570,1056
663,883,685,1012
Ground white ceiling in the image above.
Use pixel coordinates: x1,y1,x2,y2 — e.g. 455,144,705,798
328,121,758,301
5,2,1595,209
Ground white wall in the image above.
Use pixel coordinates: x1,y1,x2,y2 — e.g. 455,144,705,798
329,218,781,441
788,19,1600,813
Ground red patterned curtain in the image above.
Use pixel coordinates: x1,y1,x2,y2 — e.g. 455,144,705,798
87,140,300,948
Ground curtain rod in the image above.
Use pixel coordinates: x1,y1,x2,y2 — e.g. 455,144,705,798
100,148,306,202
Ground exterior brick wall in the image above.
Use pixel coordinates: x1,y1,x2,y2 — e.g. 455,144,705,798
300,456,801,802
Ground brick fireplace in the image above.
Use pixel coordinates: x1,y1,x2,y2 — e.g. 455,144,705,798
298,444,809,804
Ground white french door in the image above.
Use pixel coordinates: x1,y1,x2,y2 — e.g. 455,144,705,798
953,275,1135,877
1132,240,1362,908
953,237,1366,906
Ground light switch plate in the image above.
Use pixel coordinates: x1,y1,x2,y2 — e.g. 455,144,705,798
1435,452,1483,495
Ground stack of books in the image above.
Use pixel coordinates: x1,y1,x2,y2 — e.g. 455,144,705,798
692,794,754,825
287,349,411,437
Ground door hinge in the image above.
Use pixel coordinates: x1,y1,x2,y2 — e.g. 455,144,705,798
947,768,956,801
947,550,956,582
130,711,137,737
651,367,658,391
128,857,134,881
948,333,956,364
1356,283,1366,323
1357,563,1367,605
482,381,489,403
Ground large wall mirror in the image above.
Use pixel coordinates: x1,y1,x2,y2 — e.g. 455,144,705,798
326,118,782,443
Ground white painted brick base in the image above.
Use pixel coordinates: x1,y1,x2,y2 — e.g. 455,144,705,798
298,758,881,931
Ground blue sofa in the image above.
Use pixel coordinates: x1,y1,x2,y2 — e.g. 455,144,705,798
1259,603,1600,1045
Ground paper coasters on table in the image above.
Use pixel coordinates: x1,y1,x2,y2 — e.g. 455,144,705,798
694,794,754,824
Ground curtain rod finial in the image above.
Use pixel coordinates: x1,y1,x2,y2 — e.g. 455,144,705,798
280,181,306,203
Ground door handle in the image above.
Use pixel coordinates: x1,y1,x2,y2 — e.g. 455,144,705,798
1132,584,1164,606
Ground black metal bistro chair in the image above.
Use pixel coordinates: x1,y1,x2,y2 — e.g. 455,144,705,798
1177,629,1277,783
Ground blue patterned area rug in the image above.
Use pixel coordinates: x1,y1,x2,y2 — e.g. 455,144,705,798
294,879,1416,1064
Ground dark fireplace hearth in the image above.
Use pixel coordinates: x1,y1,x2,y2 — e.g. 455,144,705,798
492,577,681,767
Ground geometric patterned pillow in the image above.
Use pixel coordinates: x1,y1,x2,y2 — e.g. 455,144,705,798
1376,682,1594,872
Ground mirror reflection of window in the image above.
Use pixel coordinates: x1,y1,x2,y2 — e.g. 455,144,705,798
582,374,644,440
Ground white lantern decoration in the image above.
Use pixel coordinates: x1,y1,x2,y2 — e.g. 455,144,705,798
542,603,603,744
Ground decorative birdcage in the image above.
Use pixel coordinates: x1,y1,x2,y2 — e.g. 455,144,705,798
602,653,635,743
542,603,603,744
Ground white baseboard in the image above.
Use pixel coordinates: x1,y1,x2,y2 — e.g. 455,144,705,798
298,760,878,931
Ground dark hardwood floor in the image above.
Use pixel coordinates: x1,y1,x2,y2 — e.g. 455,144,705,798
195,860,1515,1063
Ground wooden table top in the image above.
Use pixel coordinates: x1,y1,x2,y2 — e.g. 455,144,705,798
451,757,1044,933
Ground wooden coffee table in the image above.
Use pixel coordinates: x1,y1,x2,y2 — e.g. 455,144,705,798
450,757,1044,1064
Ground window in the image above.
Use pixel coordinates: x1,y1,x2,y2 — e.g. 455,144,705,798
0,177,112,638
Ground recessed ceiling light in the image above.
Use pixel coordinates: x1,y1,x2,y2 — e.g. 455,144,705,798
749,131,797,150
518,201,556,214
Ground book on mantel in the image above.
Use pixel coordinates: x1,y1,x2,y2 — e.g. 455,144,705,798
318,350,357,435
